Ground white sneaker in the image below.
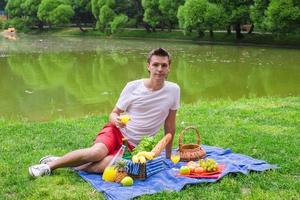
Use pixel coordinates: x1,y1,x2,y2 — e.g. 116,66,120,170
39,155,60,164
28,164,51,178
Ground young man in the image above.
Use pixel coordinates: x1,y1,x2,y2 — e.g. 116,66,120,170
29,48,180,178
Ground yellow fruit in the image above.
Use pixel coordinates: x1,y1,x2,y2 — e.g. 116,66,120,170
121,176,134,186
179,166,190,175
102,166,117,182
136,151,147,157
143,152,154,160
132,155,139,163
138,156,146,164
120,115,130,124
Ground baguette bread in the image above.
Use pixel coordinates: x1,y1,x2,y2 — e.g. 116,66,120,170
151,133,172,157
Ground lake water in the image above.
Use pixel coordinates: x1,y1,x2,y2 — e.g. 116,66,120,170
1,35,299,121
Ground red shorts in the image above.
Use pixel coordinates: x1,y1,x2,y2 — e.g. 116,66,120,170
94,123,134,155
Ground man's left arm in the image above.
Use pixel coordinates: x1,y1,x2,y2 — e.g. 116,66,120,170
164,109,177,158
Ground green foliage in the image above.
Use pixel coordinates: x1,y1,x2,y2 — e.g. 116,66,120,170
205,3,226,31
50,5,74,25
132,136,159,156
71,0,94,26
250,0,270,31
178,0,225,36
264,0,300,34
91,0,114,18
38,0,74,25
5,0,23,18
3,17,31,32
231,5,250,24
4,0,42,29
177,0,207,35
111,14,128,33
142,0,162,29
22,0,42,17
126,18,137,28
97,4,115,32
158,0,185,30
0,17,4,29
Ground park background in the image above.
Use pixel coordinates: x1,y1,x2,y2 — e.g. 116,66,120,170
0,0,299,199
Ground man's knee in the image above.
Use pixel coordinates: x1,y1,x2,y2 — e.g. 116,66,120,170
98,155,113,172
87,143,109,161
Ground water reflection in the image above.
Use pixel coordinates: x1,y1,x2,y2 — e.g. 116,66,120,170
0,36,299,121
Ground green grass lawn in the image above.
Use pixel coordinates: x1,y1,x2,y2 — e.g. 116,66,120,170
37,27,300,48
1,97,299,199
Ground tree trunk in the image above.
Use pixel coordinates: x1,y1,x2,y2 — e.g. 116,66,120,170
77,22,87,32
248,24,254,34
168,21,172,32
209,30,214,37
37,21,44,30
143,23,152,32
235,23,243,39
198,29,205,38
227,25,231,34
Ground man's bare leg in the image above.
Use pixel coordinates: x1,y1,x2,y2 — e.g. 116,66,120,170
47,143,109,170
76,155,114,173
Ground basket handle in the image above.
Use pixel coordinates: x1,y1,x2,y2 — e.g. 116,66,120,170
178,126,201,147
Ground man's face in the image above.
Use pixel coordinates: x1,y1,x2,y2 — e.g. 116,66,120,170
147,55,170,80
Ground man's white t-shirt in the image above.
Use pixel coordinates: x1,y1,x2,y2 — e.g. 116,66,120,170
116,79,180,146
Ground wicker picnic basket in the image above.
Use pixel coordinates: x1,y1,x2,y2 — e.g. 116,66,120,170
178,126,206,161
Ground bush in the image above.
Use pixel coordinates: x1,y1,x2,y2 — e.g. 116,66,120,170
111,14,128,34
0,18,4,30
3,18,31,32
126,18,138,28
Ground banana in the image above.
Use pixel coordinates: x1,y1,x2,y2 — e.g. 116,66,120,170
136,151,148,157
144,152,155,160
138,156,146,164
132,155,139,163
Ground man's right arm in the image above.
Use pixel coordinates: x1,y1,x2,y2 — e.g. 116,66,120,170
109,106,126,128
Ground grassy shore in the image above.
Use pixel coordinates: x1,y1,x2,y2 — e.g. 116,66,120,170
1,97,300,199
34,27,300,48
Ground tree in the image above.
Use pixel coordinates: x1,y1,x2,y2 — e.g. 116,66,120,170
5,0,23,18
131,0,151,31
5,0,43,30
142,0,163,31
264,0,300,34
250,0,270,32
91,0,114,21
37,0,74,26
91,0,134,34
98,4,115,32
111,14,128,33
204,3,226,37
210,0,253,38
158,0,185,31
22,0,43,29
177,0,211,37
71,0,95,32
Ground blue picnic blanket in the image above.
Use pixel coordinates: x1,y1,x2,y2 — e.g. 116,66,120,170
76,145,277,200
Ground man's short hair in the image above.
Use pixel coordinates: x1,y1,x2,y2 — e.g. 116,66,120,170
147,48,171,64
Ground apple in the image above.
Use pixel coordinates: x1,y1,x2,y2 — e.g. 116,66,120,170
121,176,134,186
194,167,204,174
179,166,190,175
188,165,196,173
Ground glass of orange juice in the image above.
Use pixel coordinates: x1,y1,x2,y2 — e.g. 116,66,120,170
170,152,180,168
